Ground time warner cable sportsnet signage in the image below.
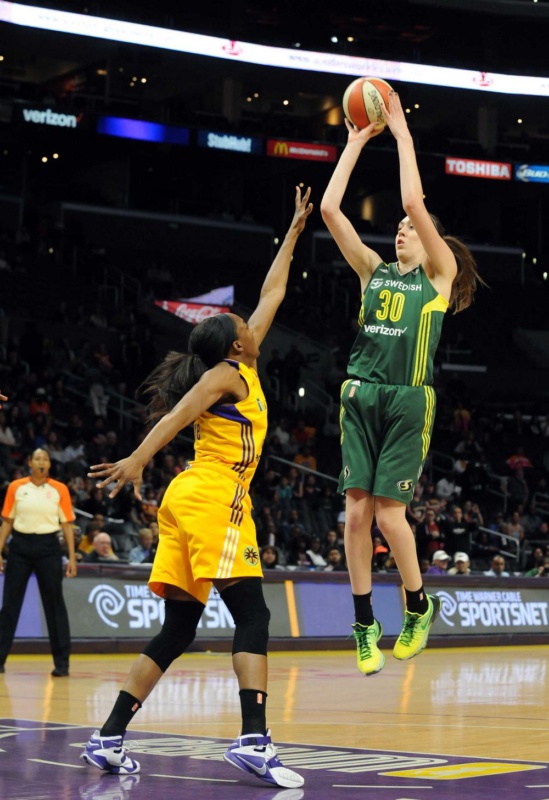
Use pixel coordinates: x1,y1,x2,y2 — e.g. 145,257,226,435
72,579,244,638
0,573,291,639
430,585,548,634
4,572,548,641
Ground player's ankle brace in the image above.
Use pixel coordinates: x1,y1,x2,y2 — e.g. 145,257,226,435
405,586,428,615
142,598,205,672
100,690,142,737
221,578,270,656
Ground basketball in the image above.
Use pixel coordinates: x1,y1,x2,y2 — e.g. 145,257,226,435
342,77,393,131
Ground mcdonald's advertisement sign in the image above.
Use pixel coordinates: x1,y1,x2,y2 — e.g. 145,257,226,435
267,139,337,162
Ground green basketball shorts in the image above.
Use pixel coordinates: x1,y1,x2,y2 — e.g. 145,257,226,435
339,379,436,504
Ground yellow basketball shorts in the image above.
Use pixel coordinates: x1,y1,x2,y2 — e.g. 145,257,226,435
149,464,263,605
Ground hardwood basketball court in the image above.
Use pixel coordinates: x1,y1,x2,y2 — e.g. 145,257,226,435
0,645,547,799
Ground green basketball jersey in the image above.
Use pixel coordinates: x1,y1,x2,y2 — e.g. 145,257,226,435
347,262,449,386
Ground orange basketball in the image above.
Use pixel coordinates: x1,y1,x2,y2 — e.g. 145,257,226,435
342,77,393,131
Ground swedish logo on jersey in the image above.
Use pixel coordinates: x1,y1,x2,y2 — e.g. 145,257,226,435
397,479,413,493
243,546,260,566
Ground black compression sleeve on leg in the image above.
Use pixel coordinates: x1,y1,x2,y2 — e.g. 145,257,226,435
221,578,270,656
142,598,204,672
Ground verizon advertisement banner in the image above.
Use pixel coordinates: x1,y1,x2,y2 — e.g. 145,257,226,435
445,157,512,180
430,586,549,634
20,105,85,129
267,139,337,162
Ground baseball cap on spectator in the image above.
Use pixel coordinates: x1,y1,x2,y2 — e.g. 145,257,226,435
432,550,451,562
453,552,470,563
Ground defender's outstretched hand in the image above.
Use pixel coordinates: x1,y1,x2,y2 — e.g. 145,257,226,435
88,456,145,500
290,185,313,235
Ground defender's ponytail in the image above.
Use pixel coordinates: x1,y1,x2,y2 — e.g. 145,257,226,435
141,314,237,420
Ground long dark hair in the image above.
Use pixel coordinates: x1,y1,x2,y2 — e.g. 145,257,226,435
141,314,236,420
430,214,486,313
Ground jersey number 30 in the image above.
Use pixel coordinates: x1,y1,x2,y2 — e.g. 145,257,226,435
375,290,405,322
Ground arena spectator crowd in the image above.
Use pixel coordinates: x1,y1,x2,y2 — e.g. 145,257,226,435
0,228,548,579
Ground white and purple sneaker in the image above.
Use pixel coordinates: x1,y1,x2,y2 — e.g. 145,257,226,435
223,729,304,788
80,731,140,774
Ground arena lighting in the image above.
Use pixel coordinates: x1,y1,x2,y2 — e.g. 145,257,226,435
2,1,549,97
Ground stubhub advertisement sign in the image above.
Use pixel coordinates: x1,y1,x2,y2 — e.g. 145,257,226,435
197,129,262,155
515,163,549,183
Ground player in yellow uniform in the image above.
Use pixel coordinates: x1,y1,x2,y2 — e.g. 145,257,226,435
80,187,312,789
149,358,269,601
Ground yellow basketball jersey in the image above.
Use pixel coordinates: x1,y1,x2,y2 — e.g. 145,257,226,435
191,360,268,488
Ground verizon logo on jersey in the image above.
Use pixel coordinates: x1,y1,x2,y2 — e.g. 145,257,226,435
364,324,408,337
445,157,512,181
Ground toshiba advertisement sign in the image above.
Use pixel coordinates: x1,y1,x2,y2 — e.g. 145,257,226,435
445,157,512,180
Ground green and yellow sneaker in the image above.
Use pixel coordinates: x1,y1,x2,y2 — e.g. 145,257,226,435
393,594,441,661
352,619,385,675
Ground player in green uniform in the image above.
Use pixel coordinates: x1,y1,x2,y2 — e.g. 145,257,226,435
321,90,483,675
